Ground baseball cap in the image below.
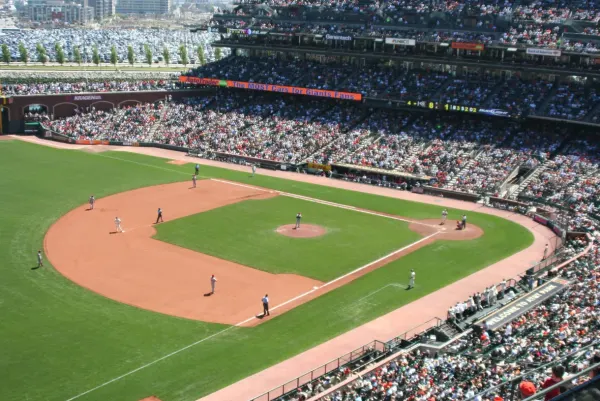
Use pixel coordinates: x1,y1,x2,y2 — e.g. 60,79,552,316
519,381,536,397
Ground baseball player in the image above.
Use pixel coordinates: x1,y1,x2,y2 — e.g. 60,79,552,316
294,213,302,229
89,195,95,210
192,175,197,188
462,214,467,229
114,217,124,233
441,209,448,225
408,269,415,289
262,294,270,316
251,164,257,177
543,243,549,260
210,274,217,294
195,163,200,175
155,208,164,224
37,250,44,268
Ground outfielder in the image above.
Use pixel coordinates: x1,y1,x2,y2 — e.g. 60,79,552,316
89,195,95,210
37,250,44,268
408,269,415,289
251,164,257,177
192,175,197,188
155,208,164,224
114,217,124,233
210,274,217,294
294,213,302,229
441,209,448,225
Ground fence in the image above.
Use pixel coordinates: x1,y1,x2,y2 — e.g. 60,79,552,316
248,340,387,401
385,317,444,349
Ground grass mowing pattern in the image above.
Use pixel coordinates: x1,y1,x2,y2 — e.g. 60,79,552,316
154,196,422,281
0,142,533,401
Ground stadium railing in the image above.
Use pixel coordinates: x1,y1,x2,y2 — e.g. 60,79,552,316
248,340,387,401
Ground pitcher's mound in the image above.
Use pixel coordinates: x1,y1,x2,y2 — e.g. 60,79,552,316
276,224,327,238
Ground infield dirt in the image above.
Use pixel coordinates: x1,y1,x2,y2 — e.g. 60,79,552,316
44,179,484,327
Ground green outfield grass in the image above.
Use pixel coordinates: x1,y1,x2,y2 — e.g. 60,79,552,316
0,140,534,401
154,196,421,281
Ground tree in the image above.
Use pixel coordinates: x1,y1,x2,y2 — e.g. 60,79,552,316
36,43,47,64
127,45,135,66
92,45,100,65
110,45,118,66
196,45,205,65
144,44,152,66
1,44,10,64
55,42,65,65
18,42,28,63
162,46,170,65
214,47,222,61
73,46,82,65
178,44,188,66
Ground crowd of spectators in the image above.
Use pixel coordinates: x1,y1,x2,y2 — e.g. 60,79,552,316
1,80,176,96
184,57,600,122
40,89,600,233
1,28,226,64
521,137,600,232
308,237,599,401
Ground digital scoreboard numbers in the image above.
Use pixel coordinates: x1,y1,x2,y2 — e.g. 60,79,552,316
444,104,479,113
406,100,438,109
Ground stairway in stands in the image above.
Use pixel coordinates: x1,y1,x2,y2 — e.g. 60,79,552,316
508,160,550,199
145,103,170,141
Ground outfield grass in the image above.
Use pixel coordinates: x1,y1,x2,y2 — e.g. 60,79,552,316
154,196,422,281
0,141,533,401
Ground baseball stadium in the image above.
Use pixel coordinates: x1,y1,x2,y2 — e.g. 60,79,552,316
1,2,600,401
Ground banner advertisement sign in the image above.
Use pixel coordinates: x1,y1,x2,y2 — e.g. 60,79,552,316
325,34,353,41
478,279,568,330
385,38,416,46
179,76,362,101
75,139,109,145
122,141,139,147
533,214,549,226
70,95,102,101
526,48,561,57
451,42,485,51
307,161,331,172
478,108,511,118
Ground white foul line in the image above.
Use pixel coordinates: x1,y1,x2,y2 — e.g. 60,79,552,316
66,177,441,401
65,231,437,401
211,178,438,228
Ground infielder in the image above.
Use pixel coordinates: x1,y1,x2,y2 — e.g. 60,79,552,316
89,195,95,210
192,175,197,188
262,294,270,316
294,213,302,229
251,164,257,177
210,274,217,294
441,209,448,225
37,250,44,268
155,208,164,224
114,217,124,233
195,163,200,175
408,269,415,289
462,214,467,229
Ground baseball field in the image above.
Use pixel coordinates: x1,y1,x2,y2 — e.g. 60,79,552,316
0,138,534,401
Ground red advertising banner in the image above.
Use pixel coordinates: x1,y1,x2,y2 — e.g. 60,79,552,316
451,42,485,51
179,76,362,101
76,140,109,145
